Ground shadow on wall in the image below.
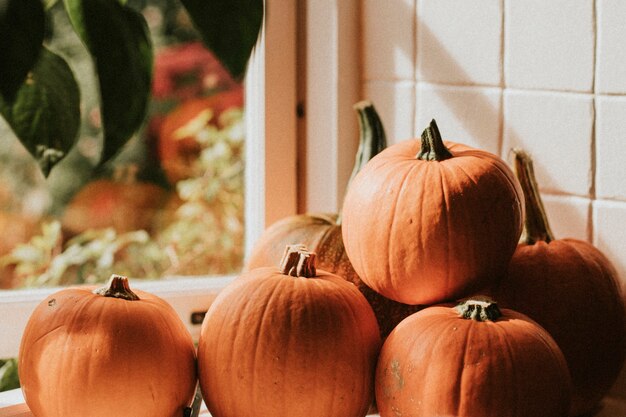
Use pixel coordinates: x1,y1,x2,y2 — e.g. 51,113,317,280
416,18,503,155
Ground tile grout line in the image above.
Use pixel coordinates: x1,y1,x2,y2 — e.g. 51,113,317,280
498,0,506,158
590,0,598,243
412,0,419,137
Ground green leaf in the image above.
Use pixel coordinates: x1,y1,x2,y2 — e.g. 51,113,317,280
0,359,20,392
0,47,80,177
180,0,263,81
0,0,45,100
64,0,153,165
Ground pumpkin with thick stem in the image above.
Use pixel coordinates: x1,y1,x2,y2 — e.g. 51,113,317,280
18,274,197,417
495,149,626,417
199,245,380,417
246,101,422,339
376,297,571,417
341,119,524,305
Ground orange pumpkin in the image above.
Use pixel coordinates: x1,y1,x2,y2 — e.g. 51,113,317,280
157,87,243,184
495,149,626,417
246,102,422,338
198,245,381,417
376,298,571,417
341,120,524,305
18,275,197,417
61,171,167,237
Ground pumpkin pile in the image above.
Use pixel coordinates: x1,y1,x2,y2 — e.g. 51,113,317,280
17,103,626,417
243,103,625,417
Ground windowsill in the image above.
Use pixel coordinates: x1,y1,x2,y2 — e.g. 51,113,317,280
2,388,626,417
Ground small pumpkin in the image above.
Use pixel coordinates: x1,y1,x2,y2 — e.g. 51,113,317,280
61,166,167,237
198,245,380,417
18,275,197,417
495,149,626,417
341,120,524,305
376,298,571,417
246,101,422,338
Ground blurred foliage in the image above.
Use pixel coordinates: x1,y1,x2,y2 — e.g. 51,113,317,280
0,359,19,392
1,108,244,287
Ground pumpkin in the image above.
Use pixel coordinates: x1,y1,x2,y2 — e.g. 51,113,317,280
61,167,167,237
495,149,626,417
157,87,243,185
198,245,381,417
341,119,524,305
376,297,571,417
246,101,422,339
18,275,197,417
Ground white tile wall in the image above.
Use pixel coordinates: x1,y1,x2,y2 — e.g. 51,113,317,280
596,96,626,201
416,83,501,154
596,0,626,94
417,0,502,86
362,0,416,81
361,0,626,401
363,80,415,144
502,90,594,196
504,0,595,92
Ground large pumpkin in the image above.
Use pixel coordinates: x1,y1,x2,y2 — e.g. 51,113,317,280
18,275,197,417
376,298,571,417
495,149,626,417
198,245,380,417
341,120,524,305
246,102,422,338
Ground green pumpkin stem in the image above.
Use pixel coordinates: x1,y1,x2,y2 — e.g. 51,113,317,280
455,297,502,321
417,119,453,161
337,101,388,226
279,244,317,278
512,149,555,245
93,274,140,301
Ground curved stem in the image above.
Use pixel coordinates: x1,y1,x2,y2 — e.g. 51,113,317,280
417,119,453,161
93,274,140,301
279,244,317,278
512,148,554,244
337,101,388,226
455,297,502,321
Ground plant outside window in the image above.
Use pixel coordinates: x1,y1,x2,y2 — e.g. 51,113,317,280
0,0,262,392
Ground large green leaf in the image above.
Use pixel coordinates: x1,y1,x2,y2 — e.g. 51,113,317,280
64,0,153,166
181,0,263,81
0,0,45,100
0,47,80,177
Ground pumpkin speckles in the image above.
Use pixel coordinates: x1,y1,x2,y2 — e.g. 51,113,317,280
375,299,571,417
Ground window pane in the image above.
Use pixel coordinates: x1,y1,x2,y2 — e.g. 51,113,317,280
0,0,245,289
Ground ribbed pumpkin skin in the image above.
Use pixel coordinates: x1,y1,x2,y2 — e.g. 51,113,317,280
245,213,422,338
496,239,626,417
342,141,524,305
198,266,381,417
18,287,197,417
376,305,571,417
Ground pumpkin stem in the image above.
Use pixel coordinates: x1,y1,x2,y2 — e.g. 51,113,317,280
337,101,388,226
93,274,140,301
279,244,317,278
512,148,554,244
417,119,453,161
455,297,502,321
